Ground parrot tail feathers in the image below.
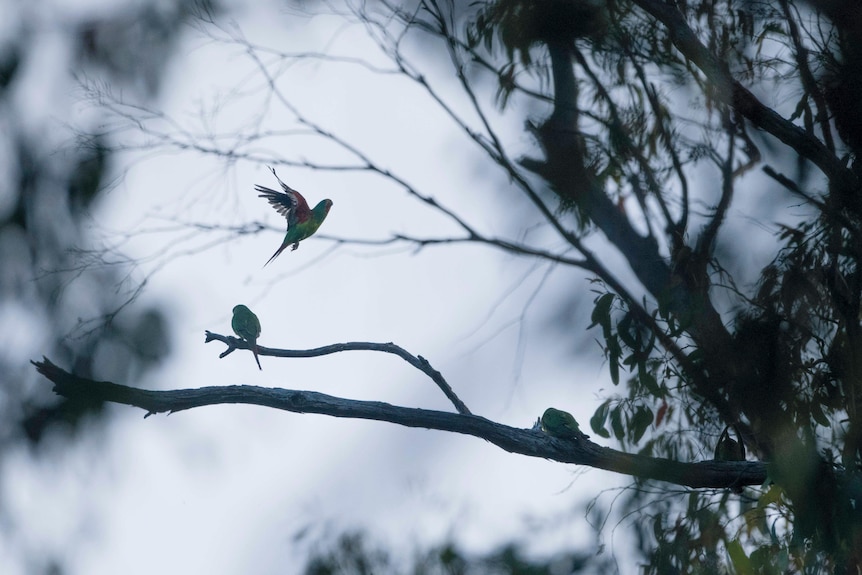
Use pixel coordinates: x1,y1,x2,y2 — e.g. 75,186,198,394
252,345,262,370
263,242,289,267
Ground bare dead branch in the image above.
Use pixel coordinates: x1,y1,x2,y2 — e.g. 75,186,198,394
239,41,485,242
367,1,587,254
204,331,471,415
32,357,768,490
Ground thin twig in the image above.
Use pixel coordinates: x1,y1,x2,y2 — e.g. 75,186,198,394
205,331,472,415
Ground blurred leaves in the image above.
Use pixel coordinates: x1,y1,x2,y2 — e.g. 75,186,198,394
1,2,211,448
0,1,212,570
301,529,602,575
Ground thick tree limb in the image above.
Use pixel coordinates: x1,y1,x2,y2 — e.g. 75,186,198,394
32,357,767,490
535,40,740,428
205,331,472,415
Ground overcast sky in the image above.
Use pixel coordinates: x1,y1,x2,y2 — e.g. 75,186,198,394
7,1,640,573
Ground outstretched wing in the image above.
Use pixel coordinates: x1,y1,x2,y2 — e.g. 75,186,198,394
255,167,312,224
256,185,298,221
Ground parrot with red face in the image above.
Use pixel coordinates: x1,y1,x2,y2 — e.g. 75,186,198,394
256,167,333,266
231,304,262,370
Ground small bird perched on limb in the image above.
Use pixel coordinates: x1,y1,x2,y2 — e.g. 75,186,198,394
231,304,262,370
714,425,746,461
256,167,333,266
541,407,590,440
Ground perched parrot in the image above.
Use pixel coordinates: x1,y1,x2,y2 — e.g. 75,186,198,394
541,407,589,440
256,167,333,266
714,425,745,461
231,304,262,370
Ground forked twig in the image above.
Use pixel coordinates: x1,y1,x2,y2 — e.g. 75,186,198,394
205,330,471,414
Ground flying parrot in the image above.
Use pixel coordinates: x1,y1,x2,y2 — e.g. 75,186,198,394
231,304,262,370
256,167,333,266
714,425,745,461
541,407,589,440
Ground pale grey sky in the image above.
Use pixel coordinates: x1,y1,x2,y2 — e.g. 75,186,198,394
8,1,632,573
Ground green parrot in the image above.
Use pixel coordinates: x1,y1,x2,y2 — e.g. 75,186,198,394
714,425,745,461
231,304,262,370
256,167,333,266
541,407,589,440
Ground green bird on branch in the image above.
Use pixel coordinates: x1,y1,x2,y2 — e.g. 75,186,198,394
541,407,589,440
231,304,262,370
256,167,333,266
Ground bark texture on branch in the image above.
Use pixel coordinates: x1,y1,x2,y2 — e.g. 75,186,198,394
33,357,767,490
